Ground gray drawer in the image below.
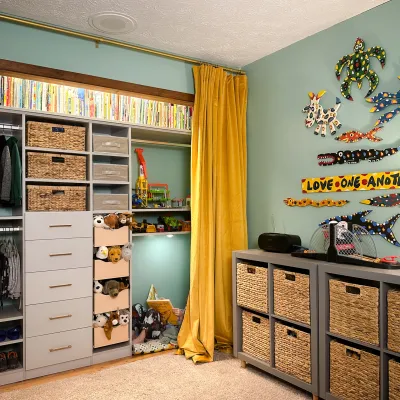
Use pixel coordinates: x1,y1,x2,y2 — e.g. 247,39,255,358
93,135,129,155
26,327,92,370
26,297,92,337
93,194,129,211
25,211,92,240
25,238,92,272
26,267,92,305
93,163,129,182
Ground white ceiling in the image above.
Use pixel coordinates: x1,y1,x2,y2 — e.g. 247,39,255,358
0,0,389,68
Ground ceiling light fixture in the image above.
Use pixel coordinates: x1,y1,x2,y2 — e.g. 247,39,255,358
88,12,137,35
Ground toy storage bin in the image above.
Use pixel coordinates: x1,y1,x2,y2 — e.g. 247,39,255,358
93,164,129,182
237,263,268,314
330,340,379,400
27,121,86,151
94,225,129,247
93,135,129,155
27,185,87,211
93,194,129,211
388,289,400,353
329,279,379,345
93,325,129,348
94,259,130,280
273,268,310,325
27,152,87,180
274,322,311,383
242,310,270,363
389,359,400,400
94,289,129,314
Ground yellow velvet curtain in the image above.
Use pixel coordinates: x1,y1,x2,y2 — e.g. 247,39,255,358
177,65,248,363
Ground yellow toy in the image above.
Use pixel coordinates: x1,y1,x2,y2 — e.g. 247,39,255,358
135,148,148,207
284,198,349,207
146,223,157,233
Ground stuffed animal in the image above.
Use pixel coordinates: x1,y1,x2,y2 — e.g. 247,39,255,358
103,310,120,340
119,277,130,290
118,213,132,226
93,280,103,293
93,313,108,328
143,309,162,339
93,215,106,228
132,303,146,338
121,243,132,261
104,213,119,230
108,246,122,264
119,309,130,326
103,280,120,298
96,246,108,260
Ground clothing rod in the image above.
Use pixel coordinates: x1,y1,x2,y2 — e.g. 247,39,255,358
0,227,23,232
0,14,245,75
0,124,22,130
131,139,191,148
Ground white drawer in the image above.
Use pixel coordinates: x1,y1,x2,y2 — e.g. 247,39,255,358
26,238,92,272
26,297,92,337
26,267,92,305
26,327,92,370
25,211,92,240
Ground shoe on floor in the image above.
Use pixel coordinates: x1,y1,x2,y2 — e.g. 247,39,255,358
0,352,7,372
7,351,18,369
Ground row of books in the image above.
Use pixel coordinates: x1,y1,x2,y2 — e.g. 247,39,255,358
0,76,193,130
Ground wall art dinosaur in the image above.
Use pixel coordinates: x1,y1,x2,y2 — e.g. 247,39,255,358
366,86,400,126
361,193,400,207
334,127,383,143
317,145,400,166
320,210,400,247
302,90,342,137
335,37,386,101
284,198,349,207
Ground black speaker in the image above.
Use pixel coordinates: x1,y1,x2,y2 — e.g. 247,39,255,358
258,233,301,253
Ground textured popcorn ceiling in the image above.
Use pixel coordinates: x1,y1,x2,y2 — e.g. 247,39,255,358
0,0,389,68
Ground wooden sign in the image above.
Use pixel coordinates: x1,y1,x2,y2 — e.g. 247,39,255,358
302,170,400,193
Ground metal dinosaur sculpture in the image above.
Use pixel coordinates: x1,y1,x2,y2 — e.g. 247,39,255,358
335,38,386,101
317,145,400,166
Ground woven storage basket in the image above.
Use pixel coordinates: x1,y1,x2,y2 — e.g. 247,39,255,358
273,268,310,325
330,341,379,400
27,185,86,211
329,279,379,345
237,263,268,314
27,121,85,151
27,152,87,180
242,310,270,363
274,322,311,383
389,359,400,400
388,289,400,353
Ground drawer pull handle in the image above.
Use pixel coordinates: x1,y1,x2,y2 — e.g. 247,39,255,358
104,171,120,175
287,329,298,339
345,348,361,360
102,141,121,148
247,267,256,274
251,316,261,324
285,273,296,281
49,252,72,257
345,285,361,295
49,345,72,353
49,224,72,228
49,314,72,320
49,283,72,289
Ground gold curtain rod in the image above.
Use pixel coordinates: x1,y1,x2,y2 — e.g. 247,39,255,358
0,14,245,75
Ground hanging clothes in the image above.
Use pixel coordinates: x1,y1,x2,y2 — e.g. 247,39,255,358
0,142,11,203
7,137,22,206
0,135,7,196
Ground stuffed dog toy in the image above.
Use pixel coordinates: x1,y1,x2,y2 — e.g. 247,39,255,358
103,280,120,298
108,246,122,263
121,243,132,261
93,313,108,328
93,280,103,293
103,311,119,340
104,213,119,230
93,215,106,228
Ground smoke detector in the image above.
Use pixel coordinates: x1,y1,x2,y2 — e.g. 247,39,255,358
88,12,137,35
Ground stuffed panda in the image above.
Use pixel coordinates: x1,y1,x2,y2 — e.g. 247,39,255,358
93,313,108,328
93,215,106,228
93,280,103,293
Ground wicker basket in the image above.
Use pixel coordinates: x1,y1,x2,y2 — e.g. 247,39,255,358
389,359,400,400
274,322,311,383
27,121,86,151
388,289,400,353
330,341,379,400
27,185,86,211
27,152,87,180
274,268,310,325
242,310,270,363
237,263,268,314
329,279,379,345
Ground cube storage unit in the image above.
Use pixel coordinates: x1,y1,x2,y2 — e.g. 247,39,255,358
388,289,400,353
389,359,400,400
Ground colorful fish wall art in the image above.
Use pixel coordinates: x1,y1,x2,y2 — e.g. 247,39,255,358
302,90,342,137
361,193,400,207
335,127,383,143
335,37,386,101
284,198,349,207
320,210,400,247
366,87,400,126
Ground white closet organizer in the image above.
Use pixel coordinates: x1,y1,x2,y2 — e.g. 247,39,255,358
0,106,191,386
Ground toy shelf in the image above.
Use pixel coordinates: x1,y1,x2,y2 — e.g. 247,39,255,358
132,207,191,213
132,231,191,237
0,305,23,323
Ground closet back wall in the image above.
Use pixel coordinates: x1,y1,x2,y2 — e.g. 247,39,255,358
245,1,400,257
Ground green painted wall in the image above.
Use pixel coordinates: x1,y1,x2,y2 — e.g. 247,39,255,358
245,1,400,256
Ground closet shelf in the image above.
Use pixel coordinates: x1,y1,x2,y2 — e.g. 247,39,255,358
0,338,23,347
0,216,23,221
93,181,130,185
25,146,89,156
92,152,129,158
327,331,380,352
0,306,23,323
93,210,130,214
132,231,191,237
132,207,190,213
384,348,400,358
25,178,90,184
271,314,311,330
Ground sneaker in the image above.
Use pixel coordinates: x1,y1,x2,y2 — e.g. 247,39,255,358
7,351,18,370
0,352,7,372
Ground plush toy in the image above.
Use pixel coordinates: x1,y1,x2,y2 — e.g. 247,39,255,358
93,215,106,228
119,309,130,326
108,246,122,263
96,246,109,260
121,243,132,261
118,213,132,226
119,277,130,291
103,311,119,340
93,280,103,293
104,213,119,230
93,313,108,328
132,303,146,338
103,280,120,298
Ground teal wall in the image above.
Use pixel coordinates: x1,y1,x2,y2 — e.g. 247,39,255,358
245,1,400,257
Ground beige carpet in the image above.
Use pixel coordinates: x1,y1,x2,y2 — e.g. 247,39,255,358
1,353,310,400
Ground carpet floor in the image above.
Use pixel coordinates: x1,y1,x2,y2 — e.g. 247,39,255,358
0,353,310,400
